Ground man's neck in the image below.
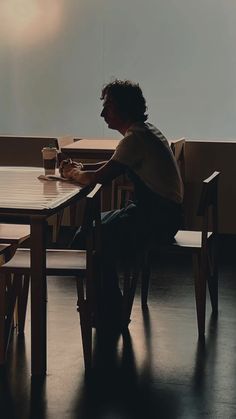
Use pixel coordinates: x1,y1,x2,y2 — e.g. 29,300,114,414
118,120,136,136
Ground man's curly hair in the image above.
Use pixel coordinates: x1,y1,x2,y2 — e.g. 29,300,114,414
101,79,148,122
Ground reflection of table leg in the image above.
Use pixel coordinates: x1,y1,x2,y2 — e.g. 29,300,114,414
30,216,47,376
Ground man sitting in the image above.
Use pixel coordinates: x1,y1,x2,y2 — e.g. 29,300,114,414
60,79,184,330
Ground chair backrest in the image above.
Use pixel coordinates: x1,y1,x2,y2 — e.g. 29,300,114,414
82,183,102,252
0,136,59,167
171,138,186,182
197,171,220,247
79,184,102,309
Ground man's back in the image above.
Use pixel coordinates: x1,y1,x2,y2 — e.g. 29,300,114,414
111,121,184,205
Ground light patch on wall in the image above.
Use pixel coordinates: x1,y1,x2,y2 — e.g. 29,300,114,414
0,0,65,48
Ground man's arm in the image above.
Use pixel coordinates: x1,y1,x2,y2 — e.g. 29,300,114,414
81,161,108,170
62,159,126,186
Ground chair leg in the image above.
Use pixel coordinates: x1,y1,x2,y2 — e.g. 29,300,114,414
207,269,218,314
17,275,30,335
0,273,7,365
122,265,131,324
141,251,151,308
77,279,92,371
127,269,139,320
0,273,20,363
6,274,21,349
192,252,207,338
207,244,218,314
122,265,139,326
79,301,92,371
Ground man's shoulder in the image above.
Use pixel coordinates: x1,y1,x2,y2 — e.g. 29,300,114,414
127,122,166,139
145,123,168,141
124,122,153,141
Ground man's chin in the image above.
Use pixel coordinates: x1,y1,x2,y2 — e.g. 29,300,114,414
104,120,116,130
107,123,116,130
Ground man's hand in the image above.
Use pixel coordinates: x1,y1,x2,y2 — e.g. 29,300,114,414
59,159,83,178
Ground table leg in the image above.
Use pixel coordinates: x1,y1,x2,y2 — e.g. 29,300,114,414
30,217,47,376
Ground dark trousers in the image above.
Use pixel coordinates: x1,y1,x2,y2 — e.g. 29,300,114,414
71,201,182,321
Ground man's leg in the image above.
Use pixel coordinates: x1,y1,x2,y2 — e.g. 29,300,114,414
71,205,137,329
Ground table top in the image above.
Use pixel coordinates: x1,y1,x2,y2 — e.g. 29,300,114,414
0,167,82,215
61,137,178,155
61,138,120,154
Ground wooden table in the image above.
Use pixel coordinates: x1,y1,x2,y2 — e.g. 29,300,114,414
0,167,83,376
61,138,120,161
61,137,178,161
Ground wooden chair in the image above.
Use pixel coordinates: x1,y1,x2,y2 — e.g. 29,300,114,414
0,184,103,370
110,138,186,317
141,171,220,337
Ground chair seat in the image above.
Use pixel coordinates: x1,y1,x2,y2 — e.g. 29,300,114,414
173,230,212,249
0,224,30,244
1,248,86,275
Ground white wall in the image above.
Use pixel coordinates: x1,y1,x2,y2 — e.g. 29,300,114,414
0,0,236,140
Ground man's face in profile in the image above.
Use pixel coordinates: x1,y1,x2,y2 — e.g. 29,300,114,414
100,95,121,130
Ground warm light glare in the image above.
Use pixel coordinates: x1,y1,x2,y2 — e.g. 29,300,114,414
0,0,64,48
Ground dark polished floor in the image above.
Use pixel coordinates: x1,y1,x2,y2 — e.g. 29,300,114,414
1,238,236,419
